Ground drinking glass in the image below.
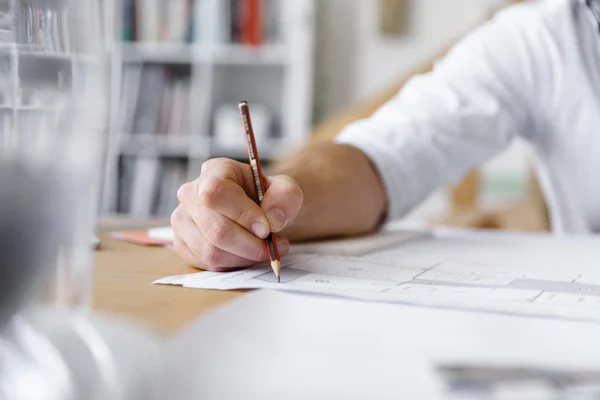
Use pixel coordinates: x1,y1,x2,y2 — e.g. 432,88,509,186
0,0,109,312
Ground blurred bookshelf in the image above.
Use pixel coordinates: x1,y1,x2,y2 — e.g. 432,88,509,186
101,0,316,219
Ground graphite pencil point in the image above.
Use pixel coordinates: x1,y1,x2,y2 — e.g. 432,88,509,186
271,259,281,282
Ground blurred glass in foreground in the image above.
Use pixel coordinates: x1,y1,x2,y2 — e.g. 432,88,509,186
0,1,166,399
0,2,206,398
0,0,108,310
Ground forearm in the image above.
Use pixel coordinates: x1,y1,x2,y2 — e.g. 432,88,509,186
270,142,387,242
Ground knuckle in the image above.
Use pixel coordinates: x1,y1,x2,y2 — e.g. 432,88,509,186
189,242,209,267
279,178,304,203
201,158,234,176
177,181,193,203
173,238,202,268
206,220,229,245
202,246,225,270
198,176,224,207
200,159,218,175
286,182,304,202
170,206,185,228
232,206,249,224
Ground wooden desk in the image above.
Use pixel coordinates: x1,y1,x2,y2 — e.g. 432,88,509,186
93,234,244,333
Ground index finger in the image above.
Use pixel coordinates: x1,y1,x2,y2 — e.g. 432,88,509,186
199,158,260,201
179,159,271,239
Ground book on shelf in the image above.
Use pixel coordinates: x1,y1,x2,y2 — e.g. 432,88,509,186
123,0,195,43
121,0,279,45
235,0,280,45
118,155,187,217
223,0,276,45
118,63,143,134
128,155,160,216
239,0,263,46
132,64,165,134
160,78,189,136
122,0,137,41
122,64,190,137
15,2,71,53
153,158,188,216
0,5,15,43
115,63,192,217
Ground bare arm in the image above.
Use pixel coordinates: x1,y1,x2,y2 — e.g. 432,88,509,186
270,142,387,242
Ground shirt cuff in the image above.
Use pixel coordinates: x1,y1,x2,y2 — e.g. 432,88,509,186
334,119,413,223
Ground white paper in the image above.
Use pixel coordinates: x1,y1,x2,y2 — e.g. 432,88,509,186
155,229,600,322
147,226,175,242
168,290,600,400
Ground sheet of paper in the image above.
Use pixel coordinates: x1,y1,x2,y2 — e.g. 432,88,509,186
167,290,600,399
289,229,431,255
155,229,600,322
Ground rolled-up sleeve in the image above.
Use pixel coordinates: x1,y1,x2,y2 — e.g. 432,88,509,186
335,5,543,222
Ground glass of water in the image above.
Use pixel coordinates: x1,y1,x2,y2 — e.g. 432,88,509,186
0,0,109,312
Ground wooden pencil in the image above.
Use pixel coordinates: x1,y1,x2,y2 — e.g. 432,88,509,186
238,101,281,282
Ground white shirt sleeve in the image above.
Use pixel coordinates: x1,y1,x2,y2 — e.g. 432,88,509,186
335,6,542,222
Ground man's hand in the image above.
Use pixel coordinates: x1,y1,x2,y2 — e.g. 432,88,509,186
171,158,304,272
172,142,387,270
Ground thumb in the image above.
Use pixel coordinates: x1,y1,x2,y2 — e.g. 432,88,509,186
260,175,304,233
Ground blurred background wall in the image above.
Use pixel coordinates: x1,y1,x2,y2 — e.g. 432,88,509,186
313,0,496,120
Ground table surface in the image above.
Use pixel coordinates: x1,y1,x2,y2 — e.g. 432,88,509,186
93,233,244,333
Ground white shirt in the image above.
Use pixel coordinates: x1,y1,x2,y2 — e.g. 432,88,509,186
336,0,600,234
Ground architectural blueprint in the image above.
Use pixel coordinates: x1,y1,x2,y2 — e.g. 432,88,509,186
155,229,600,321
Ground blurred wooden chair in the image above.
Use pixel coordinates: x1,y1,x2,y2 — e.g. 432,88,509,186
306,0,550,232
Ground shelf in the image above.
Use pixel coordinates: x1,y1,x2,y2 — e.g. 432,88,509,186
120,134,195,156
117,42,288,66
210,137,284,160
120,42,195,64
0,104,55,111
117,134,286,160
211,44,288,65
17,106,55,112
22,0,70,9
0,46,101,65
16,46,73,61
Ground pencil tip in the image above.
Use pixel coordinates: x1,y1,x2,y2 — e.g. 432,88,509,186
271,259,281,283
